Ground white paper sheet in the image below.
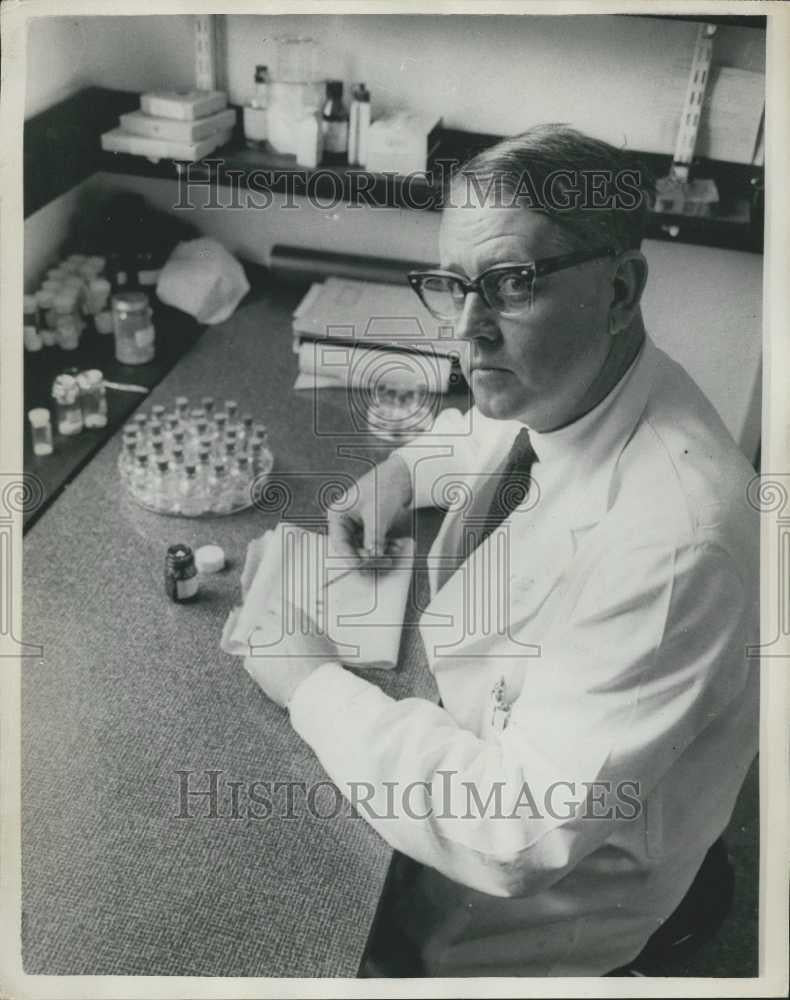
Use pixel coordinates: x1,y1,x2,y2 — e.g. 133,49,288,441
221,522,415,670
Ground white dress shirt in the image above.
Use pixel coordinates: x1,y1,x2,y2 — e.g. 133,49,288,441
289,334,759,976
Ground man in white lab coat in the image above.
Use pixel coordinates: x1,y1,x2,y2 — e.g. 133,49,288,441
245,125,759,976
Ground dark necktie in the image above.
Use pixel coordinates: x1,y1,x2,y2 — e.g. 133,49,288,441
471,425,538,553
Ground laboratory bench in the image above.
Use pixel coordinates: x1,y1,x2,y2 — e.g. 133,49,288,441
21,272,445,977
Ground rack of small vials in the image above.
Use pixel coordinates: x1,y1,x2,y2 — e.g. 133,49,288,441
119,396,273,516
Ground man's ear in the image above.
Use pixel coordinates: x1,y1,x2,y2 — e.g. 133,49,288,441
608,250,648,335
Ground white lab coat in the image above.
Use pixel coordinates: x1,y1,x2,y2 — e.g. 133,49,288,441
289,335,759,976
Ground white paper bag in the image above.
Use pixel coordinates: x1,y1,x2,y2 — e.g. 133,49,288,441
156,237,250,324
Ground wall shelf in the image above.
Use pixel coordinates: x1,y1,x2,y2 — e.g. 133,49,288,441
27,87,764,254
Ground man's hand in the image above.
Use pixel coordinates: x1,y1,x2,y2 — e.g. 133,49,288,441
327,453,413,568
243,603,338,709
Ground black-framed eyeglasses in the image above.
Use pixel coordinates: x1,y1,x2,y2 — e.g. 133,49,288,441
408,247,617,320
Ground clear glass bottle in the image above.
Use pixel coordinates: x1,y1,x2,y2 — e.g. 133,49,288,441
35,289,58,345
224,400,239,429
171,447,186,498
179,464,204,517
321,80,349,166
240,414,254,444
202,396,215,419
24,295,42,352
134,412,149,437
209,462,231,514
28,408,54,456
117,437,137,479
213,411,228,441
77,369,108,428
175,396,189,420
86,277,111,317
112,291,155,365
51,374,83,435
232,455,251,508
197,447,212,494
54,289,81,350
152,458,172,512
131,453,152,504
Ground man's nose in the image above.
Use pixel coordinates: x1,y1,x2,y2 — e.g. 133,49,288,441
452,292,499,343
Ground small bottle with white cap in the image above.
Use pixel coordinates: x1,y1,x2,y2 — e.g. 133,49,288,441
28,408,54,456
23,295,43,352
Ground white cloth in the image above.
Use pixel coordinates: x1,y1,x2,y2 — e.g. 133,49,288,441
221,522,415,670
156,237,249,325
288,335,759,976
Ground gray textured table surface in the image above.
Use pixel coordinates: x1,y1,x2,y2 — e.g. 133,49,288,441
22,286,443,977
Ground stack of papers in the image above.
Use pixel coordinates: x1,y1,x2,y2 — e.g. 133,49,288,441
221,523,415,670
291,276,457,393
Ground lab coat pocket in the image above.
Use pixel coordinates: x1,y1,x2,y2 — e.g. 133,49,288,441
644,788,664,860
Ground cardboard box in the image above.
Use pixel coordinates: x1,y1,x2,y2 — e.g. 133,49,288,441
120,107,237,142
139,89,228,121
100,126,233,163
365,114,442,176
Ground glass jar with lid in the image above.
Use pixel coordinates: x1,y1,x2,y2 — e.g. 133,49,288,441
77,369,108,428
112,291,156,365
51,373,84,436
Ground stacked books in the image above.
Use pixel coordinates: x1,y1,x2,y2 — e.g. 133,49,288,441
101,89,236,163
291,276,458,394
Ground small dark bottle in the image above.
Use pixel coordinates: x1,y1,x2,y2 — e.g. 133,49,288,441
321,80,349,166
165,543,200,603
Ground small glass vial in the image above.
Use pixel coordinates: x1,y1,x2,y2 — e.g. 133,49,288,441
232,455,251,507
51,374,83,435
56,314,81,351
214,412,228,439
77,369,108,428
241,414,254,440
250,439,263,475
112,291,155,365
35,289,58,344
209,462,231,514
85,277,111,316
197,447,211,490
152,458,172,512
201,396,215,418
225,400,239,426
118,438,137,479
164,544,199,603
24,295,43,352
131,452,152,502
134,412,149,435
95,310,114,335
175,396,189,419
179,464,203,516
28,408,53,456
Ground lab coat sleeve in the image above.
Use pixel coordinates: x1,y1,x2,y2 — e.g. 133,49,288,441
288,539,752,898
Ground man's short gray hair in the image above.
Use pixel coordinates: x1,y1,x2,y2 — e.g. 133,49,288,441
448,124,654,253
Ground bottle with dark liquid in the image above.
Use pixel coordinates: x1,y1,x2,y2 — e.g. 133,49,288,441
321,80,349,166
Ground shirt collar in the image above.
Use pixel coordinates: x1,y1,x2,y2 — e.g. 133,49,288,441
525,334,659,527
